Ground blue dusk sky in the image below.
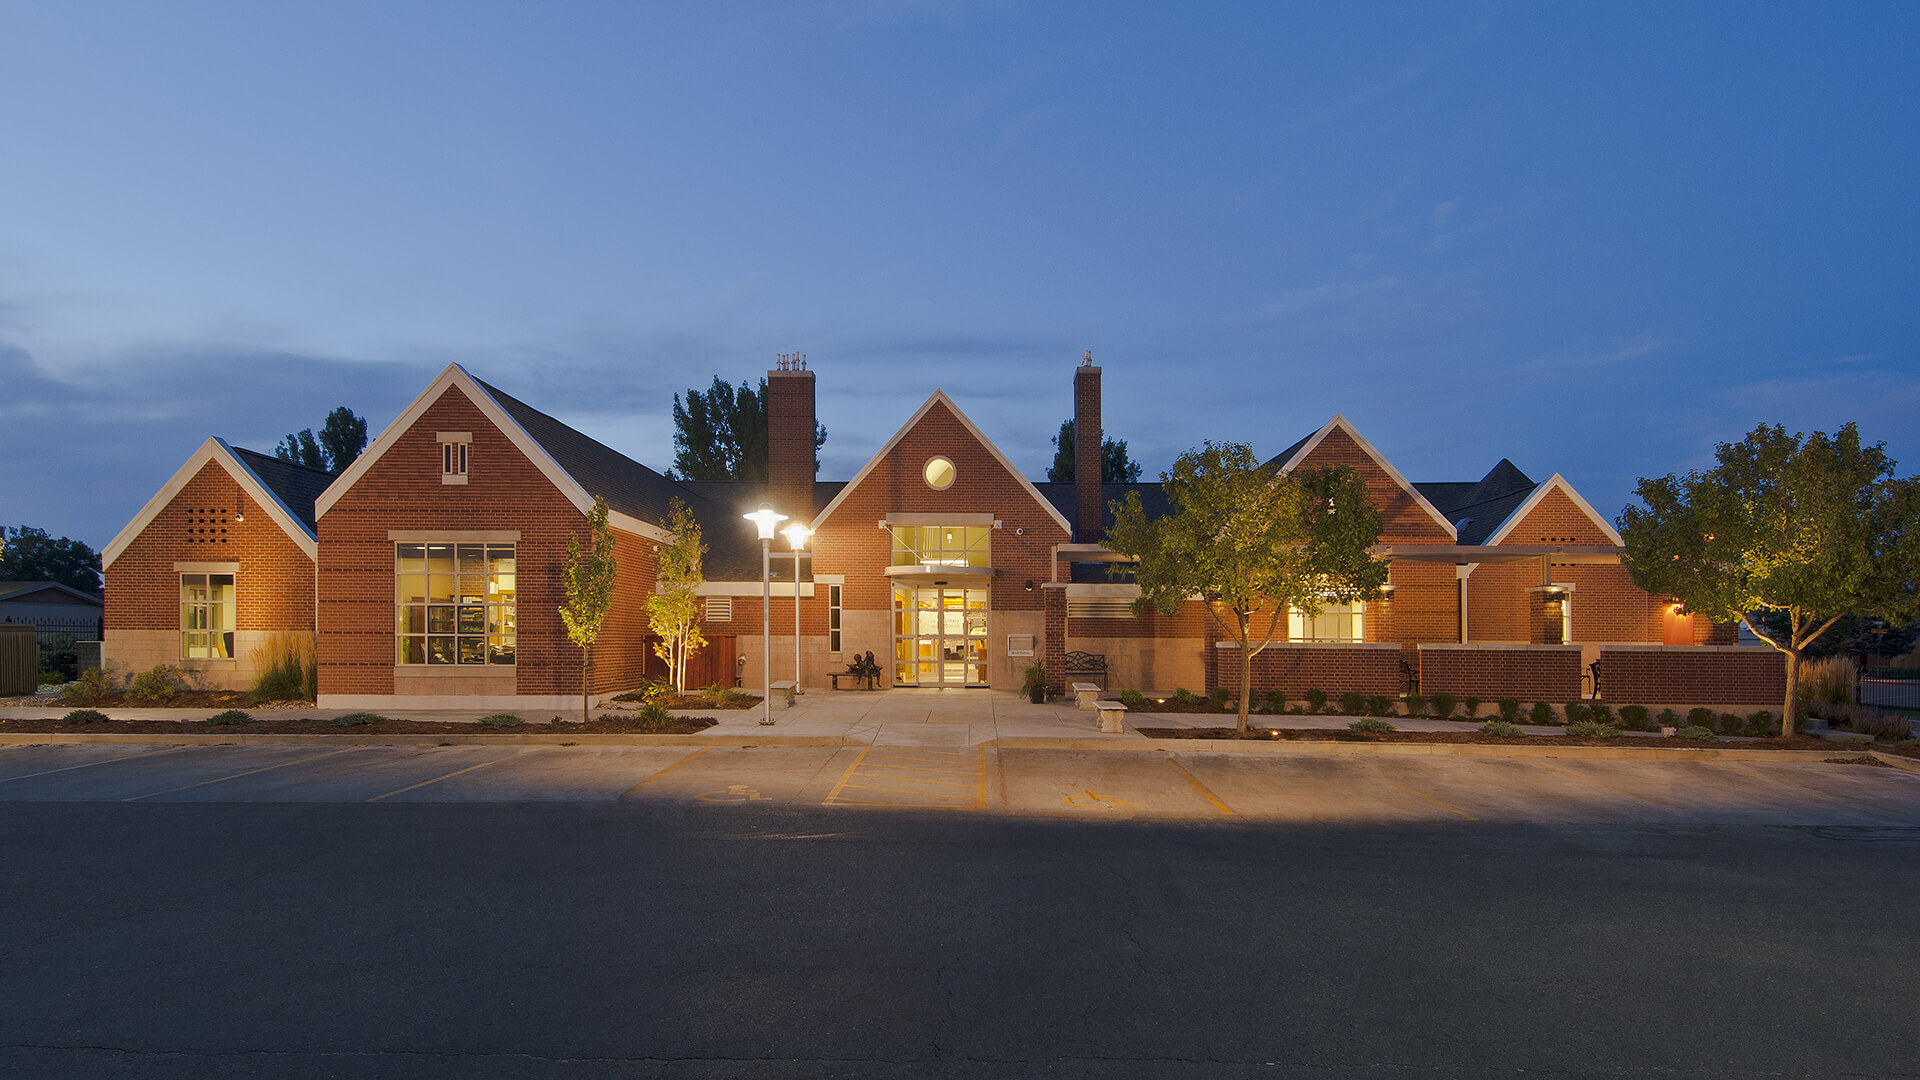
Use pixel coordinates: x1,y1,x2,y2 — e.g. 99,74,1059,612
3,1,1915,552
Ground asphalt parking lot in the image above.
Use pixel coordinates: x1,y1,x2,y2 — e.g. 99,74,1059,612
1,740,1914,825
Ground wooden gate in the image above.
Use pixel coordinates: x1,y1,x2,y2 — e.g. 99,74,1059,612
641,634,739,689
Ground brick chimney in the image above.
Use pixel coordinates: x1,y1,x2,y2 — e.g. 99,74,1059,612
1074,352,1102,543
766,353,816,520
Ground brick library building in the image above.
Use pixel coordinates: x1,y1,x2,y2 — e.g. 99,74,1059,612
101,357,1782,712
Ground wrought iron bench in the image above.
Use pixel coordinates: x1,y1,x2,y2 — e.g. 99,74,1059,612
1064,651,1107,689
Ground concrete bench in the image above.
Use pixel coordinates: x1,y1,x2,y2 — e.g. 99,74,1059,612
769,680,796,707
1072,682,1101,711
1093,699,1127,734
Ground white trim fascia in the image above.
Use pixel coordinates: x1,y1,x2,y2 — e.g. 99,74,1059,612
1274,414,1458,542
103,437,319,567
809,390,1075,537
607,510,671,543
1481,474,1625,548
316,363,597,522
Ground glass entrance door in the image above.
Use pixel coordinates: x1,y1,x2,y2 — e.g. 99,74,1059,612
892,587,989,687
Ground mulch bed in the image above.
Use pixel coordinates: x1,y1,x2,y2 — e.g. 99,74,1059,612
0,713,718,736
1133,726,1908,754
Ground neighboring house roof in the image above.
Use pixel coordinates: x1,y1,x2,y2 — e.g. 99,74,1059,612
809,390,1076,537
0,581,104,607
103,437,324,567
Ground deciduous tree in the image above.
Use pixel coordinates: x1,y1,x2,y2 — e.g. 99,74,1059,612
560,496,619,723
0,526,102,594
646,497,707,692
670,376,825,481
1619,422,1920,727
1107,443,1388,731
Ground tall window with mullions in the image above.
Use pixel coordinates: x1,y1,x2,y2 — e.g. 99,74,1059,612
395,542,516,665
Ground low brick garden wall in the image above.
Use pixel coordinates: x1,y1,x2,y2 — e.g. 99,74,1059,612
1597,645,1785,707
1416,644,1583,703
1209,642,1402,696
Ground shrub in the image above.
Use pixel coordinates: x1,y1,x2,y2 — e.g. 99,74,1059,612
635,701,675,729
1119,689,1148,709
1339,691,1366,716
1676,725,1717,740
1657,708,1680,730
1747,711,1777,736
1687,707,1718,730
1588,703,1613,727
1304,689,1329,714
1563,702,1591,726
1430,693,1456,720
719,688,755,704
1530,702,1557,725
37,670,66,686
205,709,252,725
1348,717,1396,734
1403,692,1427,716
1208,686,1233,709
1717,712,1745,736
1618,705,1653,732
700,683,729,702
329,711,386,727
1263,689,1287,715
478,713,526,728
61,667,120,706
1849,710,1914,739
127,665,183,706
249,630,317,703
1499,698,1522,723
1798,655,1857,710
1365,695,1396,717
1463,696,1480,719
61,708,110,724
1173,687,1202,705
1566,720,1622,738
1480,720,1526,737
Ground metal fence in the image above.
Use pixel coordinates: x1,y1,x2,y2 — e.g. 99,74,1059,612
1858,668,1920,710
18,618,103,680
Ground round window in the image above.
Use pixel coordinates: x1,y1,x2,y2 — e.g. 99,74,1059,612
924,456,956,490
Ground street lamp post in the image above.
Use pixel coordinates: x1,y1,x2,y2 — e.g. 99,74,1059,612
743,503,787,726
782,523,812,695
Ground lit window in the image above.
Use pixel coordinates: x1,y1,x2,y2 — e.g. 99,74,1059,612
889,525,989,567
1288,601,1364,642
395,542,515,665
439,432,471,485
181,573,234,658
827,584,842,655
923,456,956,490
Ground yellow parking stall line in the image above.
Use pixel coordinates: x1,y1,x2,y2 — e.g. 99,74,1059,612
618,747,713,798
853,770,976,788
1529,760,1686,810
862,752,975,767
123,747,359,801
1357,763,1476,821
365,759,502,803
1164,757,1236,816
853,761,978,776
823,747,874,804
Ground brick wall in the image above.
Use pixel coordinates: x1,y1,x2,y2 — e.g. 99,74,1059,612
1597,645,1786,707
1416,644,1583,702
1293,426,1454,543
104,457,315,689
317,386,620,700
1074,365,1101,541
1211,642,1403,695
766,368,816,519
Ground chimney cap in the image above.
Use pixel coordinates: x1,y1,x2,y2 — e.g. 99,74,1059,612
775,352,808,371
1081,349,1092,366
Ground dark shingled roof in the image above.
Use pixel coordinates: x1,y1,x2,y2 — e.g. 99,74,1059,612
1033,482,1174,538
230,447,335,534
475,378,697,527
1412,481,1479,516
669,481,847,581
1262,430,1316,471
1420,460,1540,546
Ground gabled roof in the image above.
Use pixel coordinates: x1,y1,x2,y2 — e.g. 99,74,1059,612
1481,473,1625,547
1422,459,1541,545
315,364,674,542
1266,414,1458,541
229,448,336,532
103,437,323,567
0,581,104,606
809,390,1075,536
1034,481,1173,538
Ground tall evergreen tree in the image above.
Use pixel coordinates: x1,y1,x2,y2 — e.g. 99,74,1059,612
671,376,825,481
275,406,367,472
1047,419,1143,483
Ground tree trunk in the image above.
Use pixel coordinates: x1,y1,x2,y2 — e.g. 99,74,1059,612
582,644,592,724
1781,646,1800,737
1236,613,1253,733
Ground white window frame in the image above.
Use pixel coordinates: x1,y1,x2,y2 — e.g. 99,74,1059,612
1288,600,1365,642
439,431,471,485
180,571,235,659
395,541,516,666
827,584,842,656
